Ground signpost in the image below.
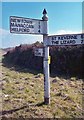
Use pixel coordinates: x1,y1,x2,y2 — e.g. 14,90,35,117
10,16,47,34
42,9,50,104
10,9,84,105
10,10,50,104
48,34,84,46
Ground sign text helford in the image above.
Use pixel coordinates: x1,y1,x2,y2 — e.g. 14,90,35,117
10,16,47,34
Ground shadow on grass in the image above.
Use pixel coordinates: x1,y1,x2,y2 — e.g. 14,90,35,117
35,102,45,107
2,57,42,76
2,59,71,79
0,105,28,115
2,56,83,79
0,102,45,116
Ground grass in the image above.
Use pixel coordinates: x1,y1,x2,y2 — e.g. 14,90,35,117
0,53,83,119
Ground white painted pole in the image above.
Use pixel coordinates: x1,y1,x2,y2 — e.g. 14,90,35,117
42,9,50,104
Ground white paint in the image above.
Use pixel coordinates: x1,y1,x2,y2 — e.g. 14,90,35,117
48,33,84,46
10,16,47,34
43,46,50,98
43,35,50,104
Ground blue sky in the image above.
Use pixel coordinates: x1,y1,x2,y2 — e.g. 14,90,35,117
1,2,83,48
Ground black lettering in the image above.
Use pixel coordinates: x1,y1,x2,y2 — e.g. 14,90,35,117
11,28,14,32
55,41,59,44
72,40,76,44
26,29,30,32
64,36,67,39
60,40,65,44
67,40,76,44
63,40,67,44
14,23,18,27
81,34,84,39
52,36,57,40
60,40,76,45
17,19,20,22
61,36,63,40
60,35,77,40
28,25,34,28
58,37,61,40
70,35,77,39
11,23,15,27
70,35,73,39
81,40,84,44
11,28,18,32
39,25,40,29
23,29,27,32
67,40,70,44
22,19,32,24
52,40,59,45
11,18,16,22
38,30,40,33
63,36,68,39
74,35,77,39
38,53,41,55
67,36,71,39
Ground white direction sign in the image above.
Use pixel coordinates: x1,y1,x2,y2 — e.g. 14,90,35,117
10,16,47,34
48,33,84,46
34,48,43,57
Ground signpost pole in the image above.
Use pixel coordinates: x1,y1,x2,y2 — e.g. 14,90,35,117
42,9,50,104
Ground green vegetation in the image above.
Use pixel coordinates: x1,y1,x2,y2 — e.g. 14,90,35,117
3,44,84,78
0,50,83,119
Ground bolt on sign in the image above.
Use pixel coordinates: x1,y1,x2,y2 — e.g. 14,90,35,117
10,16,47,34
48,33,84,46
